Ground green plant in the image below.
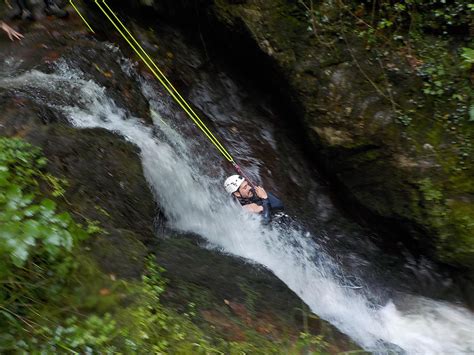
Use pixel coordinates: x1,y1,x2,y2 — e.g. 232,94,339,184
461,47,474,70
0,137,93,351
299,0,473,129
40,172,68,198
296,332,329,354
419,178,443,202
86,219,108,235
30,314,118,353
0,138,88,268
396,111,412,126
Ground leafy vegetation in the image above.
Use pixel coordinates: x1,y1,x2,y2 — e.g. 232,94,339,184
297,0,473,177
300,0,473,125
0,137,92,350
0,138,87,269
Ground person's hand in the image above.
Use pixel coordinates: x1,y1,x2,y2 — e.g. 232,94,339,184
255,186,268,199
1,21,24,41
242,203,263,213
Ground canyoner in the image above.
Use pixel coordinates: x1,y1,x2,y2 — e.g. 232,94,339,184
224,175,285,225
71,0,286,224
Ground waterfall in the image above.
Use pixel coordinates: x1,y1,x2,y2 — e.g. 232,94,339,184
1,57,473,355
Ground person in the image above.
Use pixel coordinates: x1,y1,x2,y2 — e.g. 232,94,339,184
1,0,68,41
224,175,284,224
0,20,23,41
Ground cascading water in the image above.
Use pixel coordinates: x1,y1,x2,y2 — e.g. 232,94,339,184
1,55,474,354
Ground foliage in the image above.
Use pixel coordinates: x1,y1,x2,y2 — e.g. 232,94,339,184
111,257,206,354
396,111,412,126
419,178,443,203
0,138,88,269
296,332,330,354
299,0,473,37
25,314,118,353
8,253,312,354
461,47,474,70
350,0,473,36
0,137,96,352
299,0,473,125
416,40,472,113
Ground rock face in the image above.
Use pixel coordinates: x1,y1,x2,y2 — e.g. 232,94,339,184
0,14,360,351
212,1,474,270
128,0,474,269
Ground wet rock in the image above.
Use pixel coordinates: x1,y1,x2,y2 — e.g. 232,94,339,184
0,22,362,351
154,234,360,351
0,95,157,277
122,0,474,270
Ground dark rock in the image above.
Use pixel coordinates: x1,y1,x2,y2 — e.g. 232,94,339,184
114,0,474,270
0,21,361,350
0,96,157,277
155,234,359,350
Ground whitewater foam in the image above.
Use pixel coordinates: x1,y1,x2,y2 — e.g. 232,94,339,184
2,63,474,354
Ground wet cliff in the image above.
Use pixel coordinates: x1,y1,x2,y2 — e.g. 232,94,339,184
0,6,360,352
3,0,474,351
113,0,474,270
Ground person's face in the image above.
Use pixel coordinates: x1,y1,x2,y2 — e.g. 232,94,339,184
235,180,254,199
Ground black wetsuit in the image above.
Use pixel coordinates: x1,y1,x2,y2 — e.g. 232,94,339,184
236,191,284,224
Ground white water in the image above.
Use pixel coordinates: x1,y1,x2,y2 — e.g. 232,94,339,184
2,63,474,354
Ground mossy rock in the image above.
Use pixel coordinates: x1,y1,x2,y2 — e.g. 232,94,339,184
159,0,474,269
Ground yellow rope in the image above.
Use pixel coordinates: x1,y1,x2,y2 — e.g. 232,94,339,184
86,0,234,162
102,0,233,162
69,0,95,33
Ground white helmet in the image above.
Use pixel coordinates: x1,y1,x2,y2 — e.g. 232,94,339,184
224,175,244,194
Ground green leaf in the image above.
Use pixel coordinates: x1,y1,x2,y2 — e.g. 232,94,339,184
461,47,474,70
5,185,23,209
23,219,40,239
461,47,474,63
60,230,74,250
469,105,474,122
11,241,29,267
0,311,17,325
40,199,56,218
36,157,47,167
46,231,62,247
24,205,40,217
56,212,72,228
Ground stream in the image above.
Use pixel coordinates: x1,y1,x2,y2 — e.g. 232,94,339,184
1,30,474,354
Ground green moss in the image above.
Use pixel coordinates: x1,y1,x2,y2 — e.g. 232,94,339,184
419,178,443,202
416,177,474,267
440,200,474,267
221,0,474,270
215,0,308,66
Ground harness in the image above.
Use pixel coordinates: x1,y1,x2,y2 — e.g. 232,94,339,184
236,193,263,207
